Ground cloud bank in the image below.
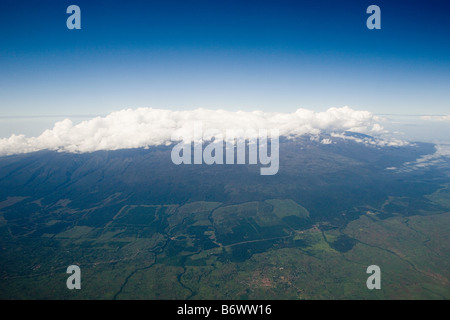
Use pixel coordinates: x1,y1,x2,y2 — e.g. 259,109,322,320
421,115,450,122
0,106,395,156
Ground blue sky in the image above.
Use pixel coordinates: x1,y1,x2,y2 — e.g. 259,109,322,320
0,0,449,121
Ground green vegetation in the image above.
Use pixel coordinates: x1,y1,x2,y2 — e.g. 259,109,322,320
0,194,448,299
0,140,448,299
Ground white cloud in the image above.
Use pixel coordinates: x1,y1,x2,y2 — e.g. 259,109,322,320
0,106,398,156
420,115,450,122
395,144,450,172
320,138,332,145
330,132,411,147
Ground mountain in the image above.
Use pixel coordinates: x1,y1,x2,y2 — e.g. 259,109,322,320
0,134,449,299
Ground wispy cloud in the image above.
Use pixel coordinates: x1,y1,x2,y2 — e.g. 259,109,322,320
329,132,411,147
420,115,450,122
393,144,450,173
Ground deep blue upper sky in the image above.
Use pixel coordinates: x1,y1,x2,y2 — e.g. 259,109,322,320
0,0,449,117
